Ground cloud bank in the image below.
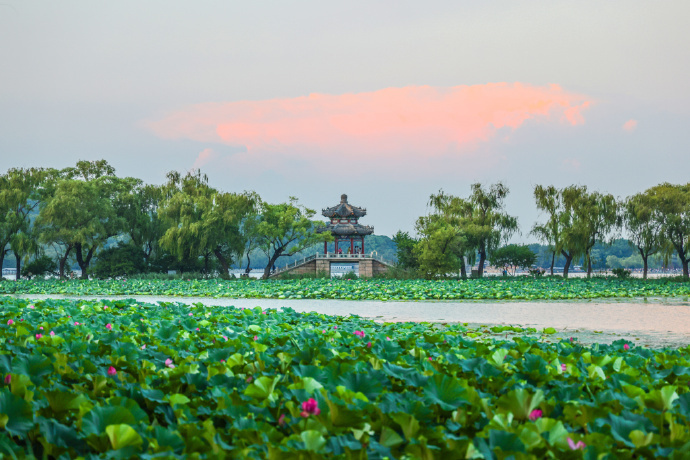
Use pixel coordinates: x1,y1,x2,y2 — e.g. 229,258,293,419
146,83,591,175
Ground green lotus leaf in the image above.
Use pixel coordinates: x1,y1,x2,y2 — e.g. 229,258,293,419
106,423,143,450
301,430,327,452
0,389,34,437
81,406,137,437
424,374,469,411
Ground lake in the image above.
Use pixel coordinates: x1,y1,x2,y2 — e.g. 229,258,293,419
10,294,690,348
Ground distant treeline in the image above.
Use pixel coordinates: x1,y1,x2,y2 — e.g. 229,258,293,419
393,183,690,279
1,161,689,280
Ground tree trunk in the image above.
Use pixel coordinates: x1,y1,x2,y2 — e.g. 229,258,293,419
15,253,21,281
550,251,555,276
561,250,573,279
75,243,95,280
244,248,252,275
58,245,72,279
0,247,7,282
586,250,593,278
672,241,689,279
460,257,467,279
477,249,486,278
637,247,648,280
214,248,230,280
263,249,284,280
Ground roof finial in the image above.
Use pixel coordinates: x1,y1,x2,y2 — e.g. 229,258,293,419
341,193,348,203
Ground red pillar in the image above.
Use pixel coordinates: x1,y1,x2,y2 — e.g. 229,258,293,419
335,239,339,254
350,238,354,255
361,237,365,254
324,241,327,255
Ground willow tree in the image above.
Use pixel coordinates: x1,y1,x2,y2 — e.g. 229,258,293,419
572,189,621,277
158,170,259,277
624,191,663,279
465,183,518,278
0,167,52,280
531,185,561,275
649,183,690,278
413,190,469,278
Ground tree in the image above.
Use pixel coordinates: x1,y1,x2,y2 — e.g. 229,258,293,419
118,181,166,264
570,189,620,277
465,183,519,278
0,167,51,280
253,198,329,280
624,191,664,279
531,185,561,275
412,191,468,278
158,170,259,278
491,244,537,276
37,160,126,279
392,231,419,271
649,183,690,278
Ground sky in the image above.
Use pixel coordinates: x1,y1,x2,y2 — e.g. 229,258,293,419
1,1,689,241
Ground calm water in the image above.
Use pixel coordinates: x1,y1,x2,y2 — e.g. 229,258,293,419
11,293,690,334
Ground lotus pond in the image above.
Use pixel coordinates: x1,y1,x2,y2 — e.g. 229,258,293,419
2,277,690,301
2,297,690,458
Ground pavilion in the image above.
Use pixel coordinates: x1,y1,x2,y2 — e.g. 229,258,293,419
318,194,374,255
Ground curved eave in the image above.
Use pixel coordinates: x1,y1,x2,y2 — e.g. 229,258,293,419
317,224,374,236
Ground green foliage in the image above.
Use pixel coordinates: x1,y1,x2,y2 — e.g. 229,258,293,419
4,277,690,300
252,198,330,279
391,231,418,270
491,244,537,275
1,296,690,457
158,170,259,278
20,255,55,279
91,243,148,278
612,268,632,279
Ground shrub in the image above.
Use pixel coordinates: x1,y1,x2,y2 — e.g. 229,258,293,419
611,267,632,279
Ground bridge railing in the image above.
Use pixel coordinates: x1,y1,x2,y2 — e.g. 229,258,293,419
271,253,395,276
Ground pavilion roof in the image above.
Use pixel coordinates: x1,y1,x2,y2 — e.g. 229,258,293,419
322,194,367,218
317,223,374,236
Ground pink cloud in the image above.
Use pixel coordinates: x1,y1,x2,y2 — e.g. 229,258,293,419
622,119,638,132
145,83,591,176
192,148,218,170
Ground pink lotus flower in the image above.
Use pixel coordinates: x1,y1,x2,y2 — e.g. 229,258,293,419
529,409,543,421
4,375,10,384
253,335,258,341
367,342,372,348
322,330,326,333
50,331,55,336
107,366,117,376
20,319,23,322
6,319,13,325
428,357,433,361
624,344,630,350
196,327,200,331
28,305,34,309
561,364,567,372
35,333,43,339
333,326,337,330
567,438,586,450
165,358,175,368
104,306,108,310
39,326,43,330
105,323,112,331
386,337,391,340
278,413,286,426
222,336,228,341
354,330,365,338
74,322,80,326
300,398,320,417
141,344,146,350
246,376,253,383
